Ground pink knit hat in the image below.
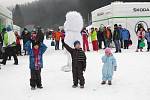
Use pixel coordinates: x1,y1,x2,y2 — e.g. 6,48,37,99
105,48,112,54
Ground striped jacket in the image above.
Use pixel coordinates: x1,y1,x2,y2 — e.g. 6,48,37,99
64,42,86,70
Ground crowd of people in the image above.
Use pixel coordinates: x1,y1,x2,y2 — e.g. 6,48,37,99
51,24,150,53
0,27,45,67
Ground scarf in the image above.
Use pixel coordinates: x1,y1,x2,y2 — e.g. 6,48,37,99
33,48,41,70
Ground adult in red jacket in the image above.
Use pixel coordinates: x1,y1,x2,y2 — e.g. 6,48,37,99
81,28,90,51
54,29,62,50
15,31,22,56
90,28,98,51
61,30,65,50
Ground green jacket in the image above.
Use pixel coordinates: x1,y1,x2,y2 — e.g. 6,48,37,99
3,32,16,47
3,32,8,47
91,31,97,41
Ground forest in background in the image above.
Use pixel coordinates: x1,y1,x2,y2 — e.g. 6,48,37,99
12,0,150,29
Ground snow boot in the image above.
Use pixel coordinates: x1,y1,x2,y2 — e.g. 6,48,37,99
14,63,18,65
101,81,106,85
72,85,78,88
136,49,139,52
140,49,143,52
115,51,118,53
108,81,112,85
80,85,84,89
119,50,122,53
37,86,43,89
31,87,36,90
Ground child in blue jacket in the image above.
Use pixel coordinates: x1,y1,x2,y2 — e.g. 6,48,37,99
101,48,117,85
25,41,47,90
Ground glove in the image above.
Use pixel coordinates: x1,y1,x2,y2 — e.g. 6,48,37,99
114,66,117,71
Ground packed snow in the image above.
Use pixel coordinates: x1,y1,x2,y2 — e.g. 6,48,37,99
0,40,150,100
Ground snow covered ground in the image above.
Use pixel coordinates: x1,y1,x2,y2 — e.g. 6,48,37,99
0,40,150,100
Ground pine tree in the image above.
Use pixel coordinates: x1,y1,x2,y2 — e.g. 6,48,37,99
13,4,24,27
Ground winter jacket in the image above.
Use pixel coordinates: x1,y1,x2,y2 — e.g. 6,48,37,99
37,31,44,43
63,42,86,71
145,32,150,42
102,55,117,81
16,35,21,45
113,29,120,41
3,31,16,47
21,32,31,44
97,30,104,41
61,32,65,40
54,31,61,41
91,30,97,41
104,29,112,40
119,28,123,40
25,41,47,70
137,31,145,40
81,30,88,40
121,29,130,41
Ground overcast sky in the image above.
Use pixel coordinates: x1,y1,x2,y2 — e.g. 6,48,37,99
0,0,38,7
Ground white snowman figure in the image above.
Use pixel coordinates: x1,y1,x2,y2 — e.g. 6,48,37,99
62,11,83,72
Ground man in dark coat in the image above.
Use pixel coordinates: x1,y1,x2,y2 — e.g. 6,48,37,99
63,40,86,88
21,28,31,55
113,24,121,53
36,27,44,43
97,27,105,49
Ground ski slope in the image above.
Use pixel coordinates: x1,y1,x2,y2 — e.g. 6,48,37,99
0,40,150,100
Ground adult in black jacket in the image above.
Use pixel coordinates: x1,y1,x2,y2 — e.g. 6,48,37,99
63,41,86,88
36,28,44,43
21,28,31,55
97,28,105,49
113,24,121,53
